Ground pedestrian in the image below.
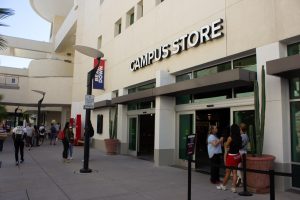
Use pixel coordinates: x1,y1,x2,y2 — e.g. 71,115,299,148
62,122,71,162
68,126,74,160
25,123,34,150
50,123,57,145
217,124,242,193
39,124,46,144
237,122,249,186
207,125,223,184
12,121,26,166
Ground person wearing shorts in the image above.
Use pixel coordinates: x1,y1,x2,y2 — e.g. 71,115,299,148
217,124,242,193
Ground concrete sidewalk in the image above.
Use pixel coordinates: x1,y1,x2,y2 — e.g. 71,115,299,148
0,137,299,200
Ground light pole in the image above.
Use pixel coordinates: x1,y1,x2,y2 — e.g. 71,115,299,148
32,90,46,129
74,45,104,173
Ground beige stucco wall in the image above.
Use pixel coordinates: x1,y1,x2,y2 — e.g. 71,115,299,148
72,0,300,103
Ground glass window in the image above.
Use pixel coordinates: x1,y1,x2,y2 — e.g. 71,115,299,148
97,115,103,134
233,55,257,72
137,0,143,20
138,101,152,109
130,13,134,25
194,62,231,79
193,89,232,103
179,114,193,160
290,102,300,162
176,72,192,82
288,42,300,56
290,77,300,99
137,82,155,91
234,85,254,98
97,35,102,49
115,19,122,36
128,102,137,110
176,95,192,105
129,117,137,151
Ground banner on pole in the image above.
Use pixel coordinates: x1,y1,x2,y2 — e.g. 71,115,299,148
93,59,105,90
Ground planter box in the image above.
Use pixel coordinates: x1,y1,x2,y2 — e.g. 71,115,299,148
104,139,119,155
246,154,275,193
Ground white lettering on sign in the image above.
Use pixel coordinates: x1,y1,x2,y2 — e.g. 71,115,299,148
130,18,224,72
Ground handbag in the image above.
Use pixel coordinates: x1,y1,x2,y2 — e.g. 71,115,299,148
57,130,65,140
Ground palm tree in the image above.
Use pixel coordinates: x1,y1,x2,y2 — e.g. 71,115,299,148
0,8,14,121
0,8,14,49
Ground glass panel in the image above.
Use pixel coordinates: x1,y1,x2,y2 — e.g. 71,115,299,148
290,102,300,162
194,62,231,79
179,114,193,160
233,110,255,153
128,88,136,94
176,95,192,105
193,89,232,103
130,13,134,25
234,85,254,98
138,101,152,109
129,117,137,151
137,82,155,91
288,42,300,56
128,103,137,110
290,77,300,99
176,72,192,82
292,164,300,188
233,55,257,72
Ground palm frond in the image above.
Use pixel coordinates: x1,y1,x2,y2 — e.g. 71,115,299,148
0,8,14,20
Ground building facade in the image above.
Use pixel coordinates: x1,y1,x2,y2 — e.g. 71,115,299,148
1,0,300,191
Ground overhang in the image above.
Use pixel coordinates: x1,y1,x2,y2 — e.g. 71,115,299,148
94,100,112,109
266,54,300,78
112,69,256,104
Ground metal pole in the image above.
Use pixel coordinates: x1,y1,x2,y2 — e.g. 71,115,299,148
269,170,275,200
80,58,100,173
188,155,191,200
239,153,252,196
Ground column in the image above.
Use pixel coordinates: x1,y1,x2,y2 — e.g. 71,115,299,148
154,70,176,166
256,42,290,190
117,88,128,154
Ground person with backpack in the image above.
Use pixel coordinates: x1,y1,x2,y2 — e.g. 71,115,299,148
39,124,46,145
12,121,26,166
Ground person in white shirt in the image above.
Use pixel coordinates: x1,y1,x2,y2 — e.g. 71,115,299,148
25,123,34,150
12,122,26,166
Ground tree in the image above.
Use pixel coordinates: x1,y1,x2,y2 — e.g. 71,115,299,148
0,8,14,49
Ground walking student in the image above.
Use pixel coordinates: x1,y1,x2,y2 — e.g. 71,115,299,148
68,127,74,160
61,122,71,162
50,123,57,145
207,125,223,184
217,124,242,193
25,123,34,150
12,122,26,166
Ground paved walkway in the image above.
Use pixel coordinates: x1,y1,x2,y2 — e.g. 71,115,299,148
0,136,299,200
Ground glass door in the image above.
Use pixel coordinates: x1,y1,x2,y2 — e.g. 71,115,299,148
179,113,194,160
128,116,138,156
231,106,255,153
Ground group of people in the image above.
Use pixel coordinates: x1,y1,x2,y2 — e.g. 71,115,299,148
11,121,74,166
207,123,249,193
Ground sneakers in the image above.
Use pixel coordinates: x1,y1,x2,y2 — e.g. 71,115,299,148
236,177,242,187
231,187,237,193
20,159,24,163
216,184,226,190
16,161,19,166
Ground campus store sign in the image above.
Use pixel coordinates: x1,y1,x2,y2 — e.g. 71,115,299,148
130,18,224,72
93,59,105,89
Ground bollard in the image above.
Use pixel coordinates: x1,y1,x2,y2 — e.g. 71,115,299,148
269,170,275,200
188,155,192,200
238,154,252,196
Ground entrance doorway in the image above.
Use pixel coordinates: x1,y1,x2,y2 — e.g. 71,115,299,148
138,114,155,160
195,108,230,172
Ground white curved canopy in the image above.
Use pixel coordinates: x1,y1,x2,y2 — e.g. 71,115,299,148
30,0,73,22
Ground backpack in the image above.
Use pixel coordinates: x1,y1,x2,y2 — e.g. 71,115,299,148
57,130,65,140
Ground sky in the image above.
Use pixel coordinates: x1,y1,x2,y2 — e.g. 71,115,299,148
0,0,51,68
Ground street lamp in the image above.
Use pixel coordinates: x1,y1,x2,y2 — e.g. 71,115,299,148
32,90,46,129
74,45,104,173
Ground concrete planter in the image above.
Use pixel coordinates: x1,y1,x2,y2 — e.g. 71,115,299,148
246,154,276,193
104,139,119,155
